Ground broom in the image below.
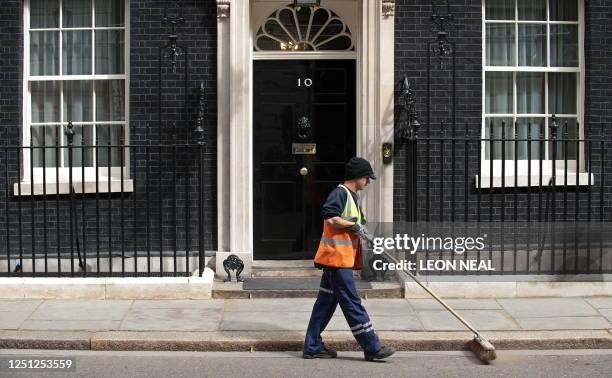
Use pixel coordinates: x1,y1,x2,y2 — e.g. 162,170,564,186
359,230,496,363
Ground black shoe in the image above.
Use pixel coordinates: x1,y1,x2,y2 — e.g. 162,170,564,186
364,346,396,361
303,346,338,359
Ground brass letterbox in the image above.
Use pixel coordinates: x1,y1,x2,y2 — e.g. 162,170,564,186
292,143,317,155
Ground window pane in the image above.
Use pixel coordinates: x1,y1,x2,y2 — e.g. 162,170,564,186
549,72,577,115
313,19,350,49
255,34,281,51
31,126,59,168
31,81,60,123
95,0,125,27
317,35,352,51
550,0,578,21
516,118,544,160
485,0,515,20
64,81,93,122
95,80,125,121
30,0,59,28
63,0,92,28
518,0,545,20
548,118,578,160
485,117,514,160
62,30,92,75
486,24,515,66
517,73,545,114
296,6,311,42
63,125,94,167
95,30,124,74
30,31,59,76
518,24,546,66
550,25,578,67
486,72,513,114
96,125,124,166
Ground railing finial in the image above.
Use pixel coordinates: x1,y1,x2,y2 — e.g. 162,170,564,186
65,121,75,146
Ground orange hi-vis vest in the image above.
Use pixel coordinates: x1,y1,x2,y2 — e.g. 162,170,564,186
314,185,364,270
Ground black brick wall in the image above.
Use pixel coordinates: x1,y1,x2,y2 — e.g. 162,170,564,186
394,0,612,224
583,0,612,228
394,0,483,224
0,0,217,268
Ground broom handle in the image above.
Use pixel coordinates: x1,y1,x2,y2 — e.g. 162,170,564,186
383,252,484,339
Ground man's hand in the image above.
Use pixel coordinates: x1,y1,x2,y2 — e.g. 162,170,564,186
347,221,364,234
348,222,374,243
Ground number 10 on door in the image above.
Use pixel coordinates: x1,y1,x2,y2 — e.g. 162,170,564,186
298,78,312,87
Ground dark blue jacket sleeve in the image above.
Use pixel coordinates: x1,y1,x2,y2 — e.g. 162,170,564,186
321,187,347,219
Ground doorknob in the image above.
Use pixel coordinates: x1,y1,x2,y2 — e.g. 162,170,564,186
299,167,308,176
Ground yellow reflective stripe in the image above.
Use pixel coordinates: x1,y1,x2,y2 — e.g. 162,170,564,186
320,236,359,246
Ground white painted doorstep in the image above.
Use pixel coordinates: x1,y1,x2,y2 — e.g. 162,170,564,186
0,268,215,300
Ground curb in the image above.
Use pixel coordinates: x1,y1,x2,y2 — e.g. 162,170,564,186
1,330,611,352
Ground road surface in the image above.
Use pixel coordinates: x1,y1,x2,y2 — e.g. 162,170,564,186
1,349,611,377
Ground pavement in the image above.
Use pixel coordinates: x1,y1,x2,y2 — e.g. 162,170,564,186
0,297,612,351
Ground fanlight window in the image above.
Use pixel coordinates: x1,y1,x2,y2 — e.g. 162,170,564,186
255,5,354,52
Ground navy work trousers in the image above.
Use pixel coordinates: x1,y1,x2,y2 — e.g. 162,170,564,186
303,267,381,354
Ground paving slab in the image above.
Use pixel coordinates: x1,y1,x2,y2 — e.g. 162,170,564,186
29,300,133,321
0,311,32,330
417,310,520,331
224,298,315,312
0,300,43,330
120,308,222,332
0,299,42,313
597,309,612,322
131,300,224,310
324,313,423,332
368,315,424,331
515,316,611,330
19,320,122,331
585,297,612,309
408,299,501,310
360,299,415,316
498,298,599,318
220,311,312,331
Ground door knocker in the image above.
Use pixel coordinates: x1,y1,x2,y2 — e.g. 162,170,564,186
297,116,312,140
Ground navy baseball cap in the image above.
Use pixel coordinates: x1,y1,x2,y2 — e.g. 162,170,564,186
345,157,377,180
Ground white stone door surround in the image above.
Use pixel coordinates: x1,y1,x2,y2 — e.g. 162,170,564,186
215,0,395,276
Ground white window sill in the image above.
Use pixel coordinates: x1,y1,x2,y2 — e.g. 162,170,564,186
13,178,134,196
475,172,594,189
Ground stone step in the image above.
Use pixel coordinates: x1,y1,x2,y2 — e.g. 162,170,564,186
250,259,322,278
251,267,322,278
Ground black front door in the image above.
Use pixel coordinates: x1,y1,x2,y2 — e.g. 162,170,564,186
253,60,356,260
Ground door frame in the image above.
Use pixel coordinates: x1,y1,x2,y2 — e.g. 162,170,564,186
215,0,396,275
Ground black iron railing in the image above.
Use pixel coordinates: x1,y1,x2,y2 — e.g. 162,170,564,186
0,128,206,277
396,116,612,275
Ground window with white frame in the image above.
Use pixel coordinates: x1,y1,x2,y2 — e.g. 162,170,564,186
483,0,582,171
25,0,128,177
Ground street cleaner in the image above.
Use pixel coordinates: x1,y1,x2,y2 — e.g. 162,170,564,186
303,157,396,361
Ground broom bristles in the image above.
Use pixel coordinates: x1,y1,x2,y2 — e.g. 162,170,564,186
466,337,497,364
